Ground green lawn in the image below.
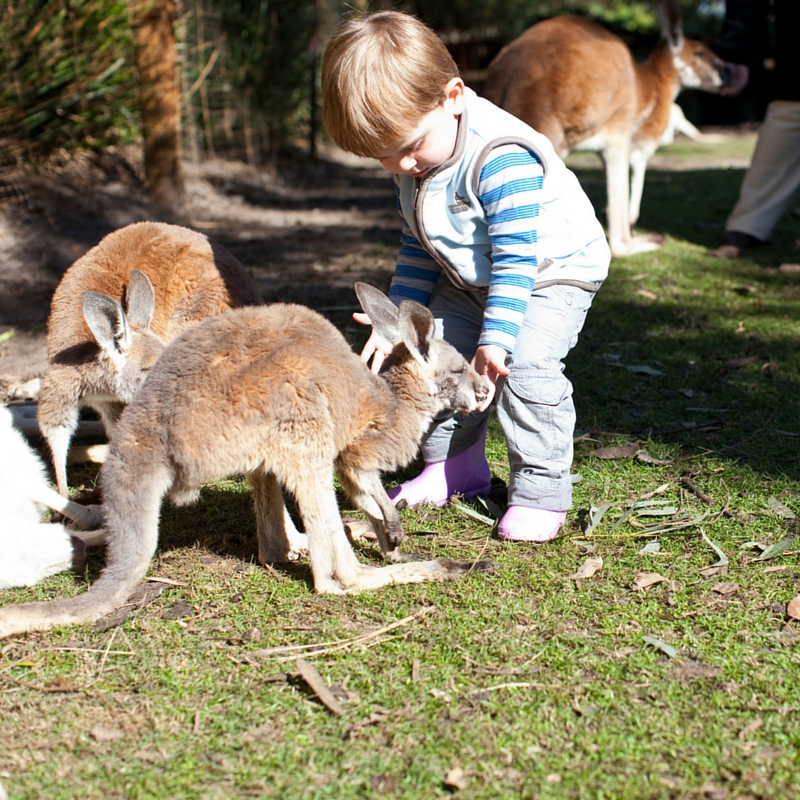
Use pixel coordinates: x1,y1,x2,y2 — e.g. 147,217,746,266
2,135,800,800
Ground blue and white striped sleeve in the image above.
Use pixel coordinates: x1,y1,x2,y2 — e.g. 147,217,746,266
388,182,442,307
478,144,542,353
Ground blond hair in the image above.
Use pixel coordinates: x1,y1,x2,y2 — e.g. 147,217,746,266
322,11,459,158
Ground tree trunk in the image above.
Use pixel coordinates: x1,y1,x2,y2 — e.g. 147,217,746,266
128,0,184,207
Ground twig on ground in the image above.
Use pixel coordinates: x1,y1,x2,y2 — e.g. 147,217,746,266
679,477,714,505
0,672,82,693
243,606,436,662
470,681,546,699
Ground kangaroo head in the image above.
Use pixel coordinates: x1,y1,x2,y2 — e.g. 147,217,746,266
355,282,490,415
81,269,165,401
657,0,726,92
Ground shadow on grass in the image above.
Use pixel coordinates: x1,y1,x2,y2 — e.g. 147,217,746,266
569,272,800,483
572,164,800,256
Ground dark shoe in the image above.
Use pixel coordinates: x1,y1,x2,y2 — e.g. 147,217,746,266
710,230,766,258
722,230,766,249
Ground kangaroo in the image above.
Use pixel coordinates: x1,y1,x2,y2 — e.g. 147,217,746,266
0,406,105,590
0,284,494,637
38,221,261,497
483,0,732,258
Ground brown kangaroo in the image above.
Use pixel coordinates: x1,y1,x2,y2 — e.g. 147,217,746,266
483,0,731,257
38,221,261,496
0,284,494,638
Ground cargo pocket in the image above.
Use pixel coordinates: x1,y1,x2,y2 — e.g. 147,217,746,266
505,369,573,405
500,369,574,462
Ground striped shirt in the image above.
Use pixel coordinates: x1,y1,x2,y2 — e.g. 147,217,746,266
389,143,542,353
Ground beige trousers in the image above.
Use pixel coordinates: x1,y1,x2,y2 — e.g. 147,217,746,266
726,100,800,241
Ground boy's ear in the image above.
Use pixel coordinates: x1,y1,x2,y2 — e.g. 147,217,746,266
444,77,466,115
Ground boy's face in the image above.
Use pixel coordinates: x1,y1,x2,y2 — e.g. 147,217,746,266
375,78,466,178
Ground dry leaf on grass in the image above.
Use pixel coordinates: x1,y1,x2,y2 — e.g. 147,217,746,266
711,582,741,597
787,596,800,622
296,658,344,716
570,556,603,580
369,774,397,793
638,541,661,555
90,725,126,742
738,718,764,740
699,564,728,578
767,497,796,519
444,766,467,791
642,635,678,659
589,444,639,459
633,573,667,591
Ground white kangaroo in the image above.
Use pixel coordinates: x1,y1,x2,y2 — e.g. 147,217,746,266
0,284,494,637
38,221,261,497
0,406,105,590
483,0,732,258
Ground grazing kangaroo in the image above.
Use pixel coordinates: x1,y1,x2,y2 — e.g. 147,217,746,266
38,221,261,497
483,0,731,257
0,406,105,590
0,284,493,637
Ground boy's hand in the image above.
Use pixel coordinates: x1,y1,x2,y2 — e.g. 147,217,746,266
353,312,393,374
471,344,510,412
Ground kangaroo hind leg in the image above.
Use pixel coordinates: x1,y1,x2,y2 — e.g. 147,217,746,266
250,468,308,564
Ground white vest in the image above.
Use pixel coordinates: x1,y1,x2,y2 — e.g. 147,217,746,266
395,89,610,291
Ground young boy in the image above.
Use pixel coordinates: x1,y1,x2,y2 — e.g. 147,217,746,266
321,11,610,542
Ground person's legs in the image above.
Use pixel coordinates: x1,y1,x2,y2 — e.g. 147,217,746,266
496,284,596,541
387,280,492,507
725,100,800,244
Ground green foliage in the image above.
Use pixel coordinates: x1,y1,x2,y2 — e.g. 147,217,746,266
206,0,318,149
0,0,139,158
397,0,660,39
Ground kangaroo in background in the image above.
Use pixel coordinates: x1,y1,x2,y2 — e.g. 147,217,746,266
38,221,261,497
0,405,105,590
0,284,494,638
483,0,732,258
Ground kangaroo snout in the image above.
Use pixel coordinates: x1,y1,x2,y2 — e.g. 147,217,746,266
458,366,491,415
719,62,734,89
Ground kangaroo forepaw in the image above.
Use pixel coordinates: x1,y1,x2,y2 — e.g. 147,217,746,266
383,549,423,563
439,558,498,579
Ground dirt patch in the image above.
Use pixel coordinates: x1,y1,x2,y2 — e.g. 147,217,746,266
0,144,399,402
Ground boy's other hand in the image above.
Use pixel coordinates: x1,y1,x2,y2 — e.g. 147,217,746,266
471,344,510,412
353,312,393,374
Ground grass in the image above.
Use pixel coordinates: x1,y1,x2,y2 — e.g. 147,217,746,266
3,135,800,799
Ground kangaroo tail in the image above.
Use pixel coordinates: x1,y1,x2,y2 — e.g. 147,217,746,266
0,447,173,639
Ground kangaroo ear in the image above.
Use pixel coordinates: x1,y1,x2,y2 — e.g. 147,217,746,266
397,300,436,364
354,282,401,345
125,269,155,330
658,0,684,53
82,292,132,357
